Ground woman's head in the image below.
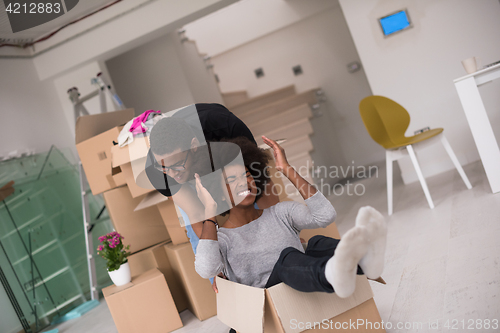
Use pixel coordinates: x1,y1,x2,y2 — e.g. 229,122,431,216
211,137,271,214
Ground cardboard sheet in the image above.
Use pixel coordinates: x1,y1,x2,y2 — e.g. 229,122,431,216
216,277,266,333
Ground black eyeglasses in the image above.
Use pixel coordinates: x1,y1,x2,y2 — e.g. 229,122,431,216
153,150,191,173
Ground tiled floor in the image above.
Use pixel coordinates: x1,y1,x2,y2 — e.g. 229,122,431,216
44,161,500,333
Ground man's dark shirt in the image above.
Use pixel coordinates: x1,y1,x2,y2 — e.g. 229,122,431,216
145,103,256,197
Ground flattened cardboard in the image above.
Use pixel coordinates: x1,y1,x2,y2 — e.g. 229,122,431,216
164,242,217,321
127,242,188,312
103,186,170,253
102,269,182,333
166,225,189,245
134,190,169,212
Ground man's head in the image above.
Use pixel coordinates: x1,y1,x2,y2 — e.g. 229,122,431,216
150,117,199,183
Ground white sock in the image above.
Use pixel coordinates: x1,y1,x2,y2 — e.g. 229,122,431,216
355,206,387,279
325,226,369,298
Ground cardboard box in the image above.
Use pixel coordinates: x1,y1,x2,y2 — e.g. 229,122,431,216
164,242,217,321
111,135,155,198
127,242,188,312
157,199,183,227
217,276,378,333
75,109,134,195
103,186,171,253
166,225,189,245
216,223,385,333
103,269,183,333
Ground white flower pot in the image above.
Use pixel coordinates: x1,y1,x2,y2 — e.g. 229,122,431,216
108,262,131,286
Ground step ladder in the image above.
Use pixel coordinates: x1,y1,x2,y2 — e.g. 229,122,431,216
68,72,125,301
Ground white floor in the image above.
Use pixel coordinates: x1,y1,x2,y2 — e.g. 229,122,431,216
44,161,500,333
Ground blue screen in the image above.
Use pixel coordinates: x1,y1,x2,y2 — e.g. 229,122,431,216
379,10,410,36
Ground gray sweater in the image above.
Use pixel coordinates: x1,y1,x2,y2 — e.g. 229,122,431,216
194,191,336,288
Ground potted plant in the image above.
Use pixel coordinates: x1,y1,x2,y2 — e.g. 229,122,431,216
97,231,131,286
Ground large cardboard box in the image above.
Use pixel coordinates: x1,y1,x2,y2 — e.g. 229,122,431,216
216,223,385,333
103,186,170,253
111,135,155,198
127,242,188,312
103,269,183,333
75,109,134,195
164,242,217,321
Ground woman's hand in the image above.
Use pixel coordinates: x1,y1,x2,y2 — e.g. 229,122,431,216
262,136,291,174
195,173,217,218
211,273,228,293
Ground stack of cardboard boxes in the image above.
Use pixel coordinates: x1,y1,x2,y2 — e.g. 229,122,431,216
75,109,216,333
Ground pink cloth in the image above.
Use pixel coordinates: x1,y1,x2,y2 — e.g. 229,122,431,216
130,110,160,134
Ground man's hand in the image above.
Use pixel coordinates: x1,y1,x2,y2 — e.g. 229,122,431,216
194,173,218,218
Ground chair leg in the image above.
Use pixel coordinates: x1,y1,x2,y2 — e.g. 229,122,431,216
407,145,435,209
440,134,472,189
386,151,393,215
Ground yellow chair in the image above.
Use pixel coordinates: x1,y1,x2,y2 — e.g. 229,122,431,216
359,96,472,215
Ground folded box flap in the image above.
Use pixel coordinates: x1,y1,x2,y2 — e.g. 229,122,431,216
75,109,134,144
111,135,150,167
267,276,373,333
134,191,168,212
216,277,266,333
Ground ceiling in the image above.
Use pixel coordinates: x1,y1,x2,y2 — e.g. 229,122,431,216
0,0,117,46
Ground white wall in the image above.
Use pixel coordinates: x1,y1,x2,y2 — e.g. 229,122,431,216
0,59,74,159
184,0,338,57
31,0,239,80
172,38,224,105
105,33,196,115
339,0,500,184
209,6,378,174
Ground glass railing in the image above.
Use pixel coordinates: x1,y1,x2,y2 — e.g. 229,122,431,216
0,146,114,332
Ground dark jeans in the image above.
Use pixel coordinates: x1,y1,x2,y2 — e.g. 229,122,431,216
264,235,364,293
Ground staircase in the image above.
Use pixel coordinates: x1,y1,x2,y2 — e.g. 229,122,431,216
222,85,324,202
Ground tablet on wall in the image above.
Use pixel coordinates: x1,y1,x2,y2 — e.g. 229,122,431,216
379,9,412,37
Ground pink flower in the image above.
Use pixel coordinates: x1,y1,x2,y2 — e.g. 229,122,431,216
97,245,104,251
109,242,116,249
98,236,106,243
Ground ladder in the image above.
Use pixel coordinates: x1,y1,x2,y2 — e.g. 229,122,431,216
68,72,125,301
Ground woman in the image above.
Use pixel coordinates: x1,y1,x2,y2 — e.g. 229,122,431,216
194,136,387,298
